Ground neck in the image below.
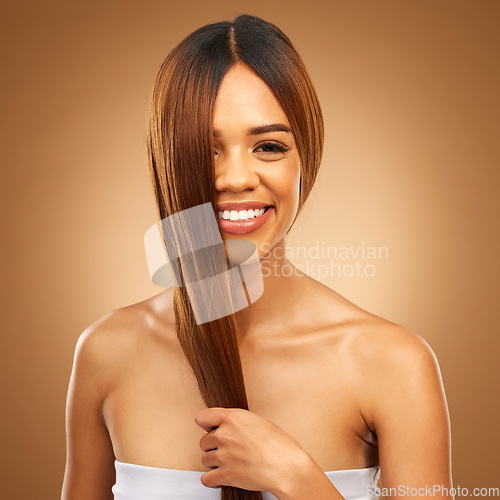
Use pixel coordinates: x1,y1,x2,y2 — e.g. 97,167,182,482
232,236,307,345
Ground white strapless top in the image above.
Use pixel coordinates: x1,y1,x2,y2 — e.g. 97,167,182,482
112,460,381,499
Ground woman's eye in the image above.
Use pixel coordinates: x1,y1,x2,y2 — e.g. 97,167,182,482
255,142,290,154
213,142,291,158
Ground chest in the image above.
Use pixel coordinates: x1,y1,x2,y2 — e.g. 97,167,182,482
102,337,375,471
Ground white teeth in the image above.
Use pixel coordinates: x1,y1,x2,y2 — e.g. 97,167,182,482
219,207,268,221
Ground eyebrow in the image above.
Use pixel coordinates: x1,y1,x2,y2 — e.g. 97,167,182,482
213,123,292,137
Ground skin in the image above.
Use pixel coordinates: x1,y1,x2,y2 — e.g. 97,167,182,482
62,62,454,499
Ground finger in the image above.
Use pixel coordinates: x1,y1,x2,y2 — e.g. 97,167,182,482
199,429,218,452
194,407,228,432
201,449,220,469
200,468,227,489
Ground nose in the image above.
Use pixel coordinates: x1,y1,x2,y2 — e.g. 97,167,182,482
214,151,260,193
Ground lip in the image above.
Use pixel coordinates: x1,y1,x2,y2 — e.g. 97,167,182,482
217,206,274,235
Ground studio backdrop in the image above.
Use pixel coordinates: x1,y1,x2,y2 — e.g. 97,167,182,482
0,0,498,498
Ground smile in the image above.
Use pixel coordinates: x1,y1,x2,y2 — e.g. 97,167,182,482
217,206,274,234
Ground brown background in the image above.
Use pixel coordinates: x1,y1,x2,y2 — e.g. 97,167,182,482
1,0,499,498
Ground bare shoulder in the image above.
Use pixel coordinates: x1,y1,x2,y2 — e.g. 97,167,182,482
310,278,438,371
331,300,447,436
76,304,143,373
340,305,439,386
75,288,176,370
348,318,439,373
310,278,442,398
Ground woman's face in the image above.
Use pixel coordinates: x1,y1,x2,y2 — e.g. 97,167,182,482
213,62,301,258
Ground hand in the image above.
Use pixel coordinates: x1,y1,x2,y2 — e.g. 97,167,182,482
194,407,310,494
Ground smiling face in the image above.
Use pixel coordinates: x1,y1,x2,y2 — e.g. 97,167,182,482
213,62,301,257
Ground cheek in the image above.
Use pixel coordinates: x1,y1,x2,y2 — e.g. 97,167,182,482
264,157,301,210
268,166,300,208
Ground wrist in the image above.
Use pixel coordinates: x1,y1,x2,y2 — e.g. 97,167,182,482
269,451,318,500
270,451,346,500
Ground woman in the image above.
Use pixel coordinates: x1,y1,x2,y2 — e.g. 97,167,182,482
62,14,454,500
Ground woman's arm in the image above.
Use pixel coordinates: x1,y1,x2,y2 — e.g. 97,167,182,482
366,325,454,499
61,323,117,499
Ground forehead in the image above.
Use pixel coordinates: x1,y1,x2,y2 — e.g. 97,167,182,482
213,63,289,133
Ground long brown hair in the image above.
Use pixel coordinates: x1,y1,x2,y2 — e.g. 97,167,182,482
146,14,324,500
